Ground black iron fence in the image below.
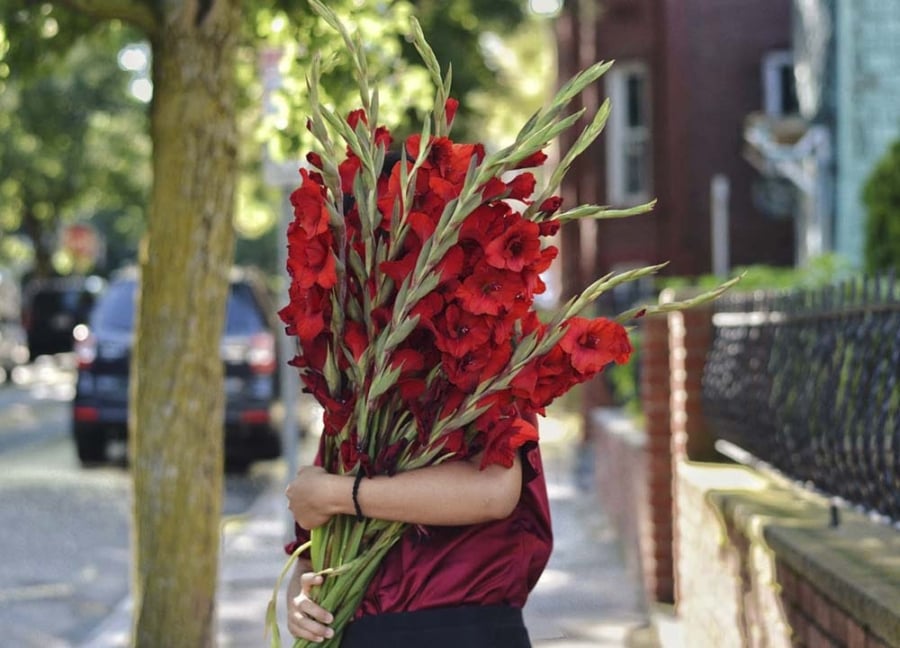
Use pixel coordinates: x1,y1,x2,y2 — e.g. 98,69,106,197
702,275,900,524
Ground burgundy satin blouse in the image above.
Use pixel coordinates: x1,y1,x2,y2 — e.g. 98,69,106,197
286,442,553,617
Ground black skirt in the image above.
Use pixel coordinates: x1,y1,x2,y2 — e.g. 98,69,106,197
340,604,531,648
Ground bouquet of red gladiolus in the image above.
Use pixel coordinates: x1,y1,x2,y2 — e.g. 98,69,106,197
267,3,736,646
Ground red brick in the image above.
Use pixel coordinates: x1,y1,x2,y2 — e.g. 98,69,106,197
811,590,833,636
784,605,805,635
846,618,866,647
827,606,851,645
791,612,811,646
808,624,836,648
799,579,815,611
777,563,797,602
865,635,890,648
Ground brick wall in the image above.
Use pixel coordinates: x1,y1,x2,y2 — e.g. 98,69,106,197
594,301,900,646
590,313,673,603
776,561,893,648
675,461,900,648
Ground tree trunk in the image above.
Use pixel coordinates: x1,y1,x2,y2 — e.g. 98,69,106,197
21,206,56,278
130,3,239,646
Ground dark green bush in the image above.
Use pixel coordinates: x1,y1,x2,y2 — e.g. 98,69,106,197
862,138,900,273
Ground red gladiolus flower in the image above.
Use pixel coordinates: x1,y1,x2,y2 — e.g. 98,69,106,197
460,203,509,245
444,97,459,126
539,196,563,216
290,169,330,236
480,177,507,201
306,152,323,170
279,284,329,343
456,268,524,316
505,173,536,201
514,150,548,169
374,439,409,475
343,321,368,362
391,349,427,400
287,229,337,290
409,292,444,321
484,219,542,273
538,219,561,237
390,348,425,374
477,413,538,469
347,109,368,128
430,303,492,358
442,342,511,393
560,317,633,375
339,154,362,194
511,345,577,411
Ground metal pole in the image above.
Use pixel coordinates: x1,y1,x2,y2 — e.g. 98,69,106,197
710,174,730,278
277,187,301,538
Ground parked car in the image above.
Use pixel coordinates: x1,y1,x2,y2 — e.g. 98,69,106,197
71,267,282,469
21,275,105,359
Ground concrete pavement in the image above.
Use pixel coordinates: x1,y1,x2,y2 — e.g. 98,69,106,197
80,408,661,647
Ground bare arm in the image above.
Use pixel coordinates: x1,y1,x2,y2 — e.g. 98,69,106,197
286,453,523,530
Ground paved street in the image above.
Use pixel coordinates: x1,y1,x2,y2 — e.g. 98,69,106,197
0,358,282,647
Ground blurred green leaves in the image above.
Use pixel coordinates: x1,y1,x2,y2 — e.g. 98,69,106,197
0,21,149,275
0,0,550,276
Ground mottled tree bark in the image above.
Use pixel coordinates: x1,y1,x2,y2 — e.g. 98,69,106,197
130,1,239,645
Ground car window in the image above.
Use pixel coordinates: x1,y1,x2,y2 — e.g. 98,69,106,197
32,289,96,320
225,283,267,335
91,280,137,332
91,279,267,335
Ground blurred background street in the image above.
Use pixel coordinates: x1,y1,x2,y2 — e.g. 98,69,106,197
0,355,282,647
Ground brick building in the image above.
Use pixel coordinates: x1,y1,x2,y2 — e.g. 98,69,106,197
555,0,797,299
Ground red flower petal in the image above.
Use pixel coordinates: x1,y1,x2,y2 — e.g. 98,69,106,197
445,97,459,126
506,173,536,200
560,317,633,375
347,109,368,129
514,150,548,169
483,219,542,273
289,169,330,236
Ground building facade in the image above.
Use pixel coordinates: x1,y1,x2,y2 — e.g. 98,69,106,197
558,0,799,293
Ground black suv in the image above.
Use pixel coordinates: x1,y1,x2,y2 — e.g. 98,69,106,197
72,267,282,469
22,275,105,359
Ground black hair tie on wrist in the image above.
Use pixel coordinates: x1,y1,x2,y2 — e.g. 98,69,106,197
352,471,365,522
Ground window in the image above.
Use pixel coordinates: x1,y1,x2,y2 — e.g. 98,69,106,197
762,51,799,117
605,62,652,205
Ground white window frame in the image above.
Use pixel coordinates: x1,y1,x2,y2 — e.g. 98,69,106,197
605,61,652,206
762,50,796,117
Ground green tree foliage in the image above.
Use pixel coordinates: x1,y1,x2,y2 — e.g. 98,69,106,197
253,0,528,159
0,2,542,646
0,23,149,277
862,138,900,274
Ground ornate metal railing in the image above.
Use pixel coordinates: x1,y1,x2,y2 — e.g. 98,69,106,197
702,274,900,523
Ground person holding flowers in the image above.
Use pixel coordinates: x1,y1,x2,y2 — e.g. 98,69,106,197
281,149,553,646
284,426,552,646
268,4,735,647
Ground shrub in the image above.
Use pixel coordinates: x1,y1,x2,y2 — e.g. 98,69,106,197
862,138,900,273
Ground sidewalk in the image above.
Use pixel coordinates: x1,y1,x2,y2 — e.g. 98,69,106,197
82,408,658,647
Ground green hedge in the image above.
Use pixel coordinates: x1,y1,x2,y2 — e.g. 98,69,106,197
862,138,900,274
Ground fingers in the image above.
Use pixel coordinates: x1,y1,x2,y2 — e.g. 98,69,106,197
287,573,335,642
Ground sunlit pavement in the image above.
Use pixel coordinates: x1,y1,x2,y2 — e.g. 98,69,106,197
0,358,284,647
0,355,76,455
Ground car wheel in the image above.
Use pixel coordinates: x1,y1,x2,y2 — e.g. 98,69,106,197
224,455,251,475
74,423,107,465
255,427,282,460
